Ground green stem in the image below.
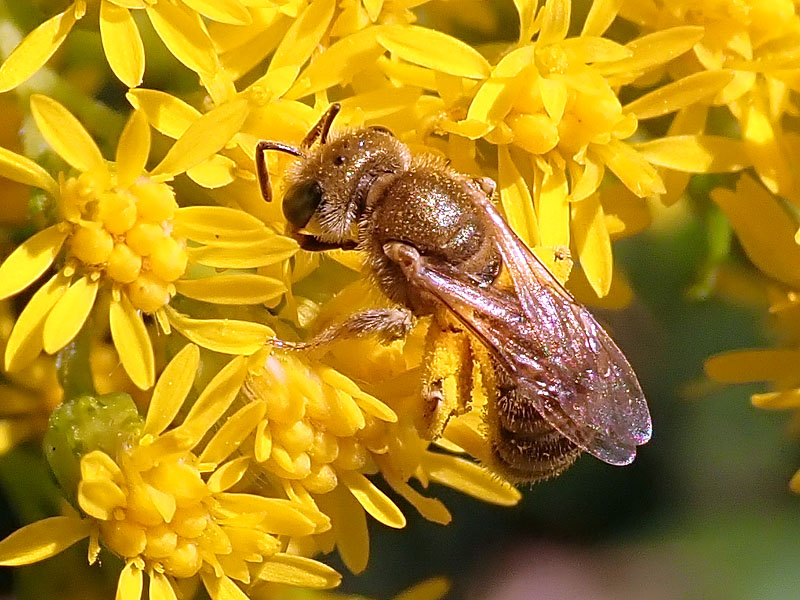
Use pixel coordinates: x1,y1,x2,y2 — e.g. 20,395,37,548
55,318,95,400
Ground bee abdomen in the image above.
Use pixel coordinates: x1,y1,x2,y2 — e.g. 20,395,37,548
489,381,581,483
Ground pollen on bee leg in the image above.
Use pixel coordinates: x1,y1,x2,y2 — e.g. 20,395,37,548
417,320,474,440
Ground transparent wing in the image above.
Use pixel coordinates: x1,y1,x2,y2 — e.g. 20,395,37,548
387,196,651,465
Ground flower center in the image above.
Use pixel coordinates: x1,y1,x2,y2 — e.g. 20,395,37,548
87,451,214,578
60,170,187,313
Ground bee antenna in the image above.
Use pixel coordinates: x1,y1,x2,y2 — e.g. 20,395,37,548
302,103,341,148
254,141,304,203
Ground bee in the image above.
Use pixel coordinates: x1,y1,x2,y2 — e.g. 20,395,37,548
255,104,651,482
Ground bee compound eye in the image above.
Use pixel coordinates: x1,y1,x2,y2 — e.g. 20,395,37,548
283,180,323,228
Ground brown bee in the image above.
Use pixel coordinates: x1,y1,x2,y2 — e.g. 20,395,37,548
255,104,651,482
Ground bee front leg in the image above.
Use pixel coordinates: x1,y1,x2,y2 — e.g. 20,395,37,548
270,307,414,351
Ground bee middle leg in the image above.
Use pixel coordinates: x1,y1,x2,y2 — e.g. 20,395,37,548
270,307,414,351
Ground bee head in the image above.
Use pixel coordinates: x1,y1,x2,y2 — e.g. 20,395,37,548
282,126,410,244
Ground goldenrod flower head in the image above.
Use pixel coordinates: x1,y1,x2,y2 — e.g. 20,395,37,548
0,94,295,388
0,0,262,90
0,344,339,599
705,174,800,492
242,334,519,574
620,0,800,201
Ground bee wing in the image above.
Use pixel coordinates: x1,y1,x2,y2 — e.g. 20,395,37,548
390,195,651,466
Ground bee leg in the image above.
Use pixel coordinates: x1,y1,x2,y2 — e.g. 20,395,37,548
270,307,414,351
472,176,496,197
418,320,474,440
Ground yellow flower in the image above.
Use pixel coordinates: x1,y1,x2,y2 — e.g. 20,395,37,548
222,0,746,300
0,0,260,90
207,0,427,86
241,319,519,574
0,94,296,389
619,0,800,203
704,174,800,490
0,344,340,599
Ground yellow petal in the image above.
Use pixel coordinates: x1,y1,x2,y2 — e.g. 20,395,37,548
287,27,384,100
100,2,144,87
423,453,521,506
176,274,286,305
593,139,665,197
30,95,105,173
634,135,749,174
165,306,272,355
742,99,793,196
581,0,622,36
174,206,270,243
215,494,316,536
339,470,406,528
0,226,68,300
200,401,265,465
145,3,218,75
558,36,631,63
569,263,632,309
498,145,539,247
181,0,251,25
381,467,452,525
259,0,336,98
467,47,534,126
751,390,800,411
147,568,174,600
377,25,490,79
538,0,571,46
200,572,249,600
539,76,567,123
705,349,800,385
109,294,155,390
174,356,246,447
537,164,570,248
151,99,249,178
126,89,200,139
186,236,298,269
599,182,650,240
116,109,150,188
186,155,236,188
0,516,91,565
0,8,77,93
78,478,127,520
712,174,800,288
42,276,98,354
571,194,612,298
4,271,70,372
256,554,341,589
624,70,735,120
143,343,199,436
513,0,537,42
570,154,605,202
394,578,451,600
206,456,250,493
598,26,705,78
116,561,144,600
320,485,369,573
0,146,58,196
